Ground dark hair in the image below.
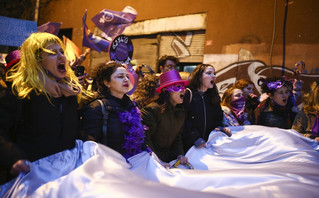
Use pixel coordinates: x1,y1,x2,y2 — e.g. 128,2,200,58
131,74,159,109
155,90,171,113
94,61,125,91
189,63,220,105
235,79,254,90
157,55,179,73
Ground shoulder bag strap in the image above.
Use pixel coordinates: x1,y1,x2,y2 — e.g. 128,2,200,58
97,99,109,145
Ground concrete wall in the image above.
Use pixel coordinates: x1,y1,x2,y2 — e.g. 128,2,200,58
39,0,319,74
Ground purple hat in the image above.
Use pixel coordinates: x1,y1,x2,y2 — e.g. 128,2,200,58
5,50,21,69
156,70,189,93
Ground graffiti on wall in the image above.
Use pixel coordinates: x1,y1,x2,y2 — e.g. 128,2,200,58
171,32,193,58
215,60,319,97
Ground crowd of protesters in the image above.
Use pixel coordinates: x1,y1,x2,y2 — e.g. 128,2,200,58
0,32,318,185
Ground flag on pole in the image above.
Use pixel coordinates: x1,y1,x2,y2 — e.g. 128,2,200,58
37,22,62,35
82,10,111,53
91,6,137,39
63,36,81,64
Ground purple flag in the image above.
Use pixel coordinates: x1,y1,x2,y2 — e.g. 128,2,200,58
82,10,110,53
37,22,62,36
91,6,137,39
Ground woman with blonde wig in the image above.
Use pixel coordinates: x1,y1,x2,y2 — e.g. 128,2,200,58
0,33,90,184
292,81,319,142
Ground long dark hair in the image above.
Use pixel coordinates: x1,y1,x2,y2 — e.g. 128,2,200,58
189,64,220,105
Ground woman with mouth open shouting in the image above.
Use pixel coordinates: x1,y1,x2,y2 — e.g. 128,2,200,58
254,77,297,129
141,70,189,167
182,64,231,153
0,33,89,184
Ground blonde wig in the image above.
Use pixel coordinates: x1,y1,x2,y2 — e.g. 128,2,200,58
7,32,89,101
303,81,319,113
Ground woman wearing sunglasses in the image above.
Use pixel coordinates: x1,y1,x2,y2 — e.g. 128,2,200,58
141,70,188,167
254,77,297,129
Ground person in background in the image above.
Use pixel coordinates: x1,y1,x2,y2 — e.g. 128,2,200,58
234,79,259,123
254,77,296,129
157,55,179,74
221,86,251,126
141,70,188,167
182,64,231,152
130,74,159,110
0,32,88,184
0,50,21,92
80,62,145,159
292,81,319,142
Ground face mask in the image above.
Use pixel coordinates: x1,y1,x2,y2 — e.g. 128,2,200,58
165,83,186,92
230,96,246,123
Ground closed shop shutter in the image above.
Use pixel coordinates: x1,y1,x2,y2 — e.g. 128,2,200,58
159,30,205,63
130,35,158,73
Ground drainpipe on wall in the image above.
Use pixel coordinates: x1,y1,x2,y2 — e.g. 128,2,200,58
34,0,40,22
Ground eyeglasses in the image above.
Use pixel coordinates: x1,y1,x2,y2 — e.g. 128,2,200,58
165,83,186,92
164,64,176,70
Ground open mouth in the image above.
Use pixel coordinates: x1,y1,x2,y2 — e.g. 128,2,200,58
57,63,66,73
210,80,214,85
282,99,287,103
180,93,185,99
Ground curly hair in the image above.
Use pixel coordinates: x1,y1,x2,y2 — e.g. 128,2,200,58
6,32,86,100
130,74,159,109
94,61,125,91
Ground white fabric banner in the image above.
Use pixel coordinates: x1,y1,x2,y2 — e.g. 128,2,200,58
1,125,318,198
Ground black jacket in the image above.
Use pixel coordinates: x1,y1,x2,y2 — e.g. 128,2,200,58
81,89,136,155
183,88,223,151
0,89,79,183
254,97,296,129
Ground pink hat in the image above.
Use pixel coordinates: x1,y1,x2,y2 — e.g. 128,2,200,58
5,50,21,69
156,70,188,93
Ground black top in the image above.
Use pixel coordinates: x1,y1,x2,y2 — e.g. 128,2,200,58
183,88,223,151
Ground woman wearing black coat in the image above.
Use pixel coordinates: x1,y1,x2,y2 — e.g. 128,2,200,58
183,64,231,152
0,33,87,184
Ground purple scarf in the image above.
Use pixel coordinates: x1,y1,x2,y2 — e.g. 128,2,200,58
230,96,246,123
117,106,145,159
311,113,319,137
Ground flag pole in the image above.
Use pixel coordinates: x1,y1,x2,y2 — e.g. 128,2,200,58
34,0,40,22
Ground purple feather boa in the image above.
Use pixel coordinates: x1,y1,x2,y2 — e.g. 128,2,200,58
117,106,145,158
